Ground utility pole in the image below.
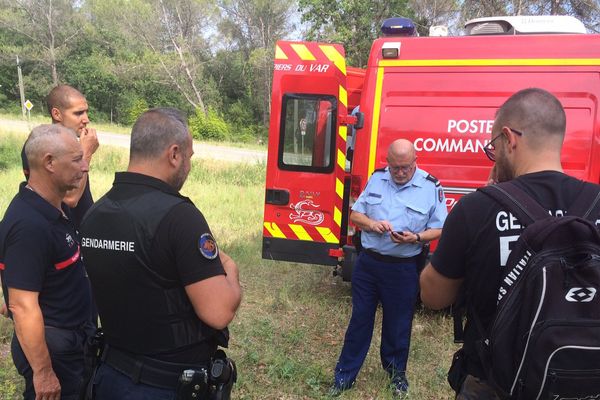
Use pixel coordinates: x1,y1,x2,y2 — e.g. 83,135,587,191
17,55,26,119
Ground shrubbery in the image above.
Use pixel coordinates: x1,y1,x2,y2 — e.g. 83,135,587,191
189,107,230,141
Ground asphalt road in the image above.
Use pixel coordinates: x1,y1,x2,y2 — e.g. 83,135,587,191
0,118,267,164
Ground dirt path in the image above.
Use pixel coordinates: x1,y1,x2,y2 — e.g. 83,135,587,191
0,118,267,164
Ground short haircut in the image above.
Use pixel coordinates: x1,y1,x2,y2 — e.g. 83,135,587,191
24,124,77,169
46,85,85,115
129,108,190,161
495,88,566,144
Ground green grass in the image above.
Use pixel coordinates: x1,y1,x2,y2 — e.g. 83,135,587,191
0,130,457,399
0,112,266,150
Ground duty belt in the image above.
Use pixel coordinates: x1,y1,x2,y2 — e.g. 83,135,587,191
364,249,417,264
101,344,209,389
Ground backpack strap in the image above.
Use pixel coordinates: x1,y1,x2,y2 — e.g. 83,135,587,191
566,182,600,220
478,181,549,226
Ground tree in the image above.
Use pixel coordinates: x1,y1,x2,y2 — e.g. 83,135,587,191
218,0,295,125
0,0,82,85
91,0,215,115
298,0,414,67
408,0,460,35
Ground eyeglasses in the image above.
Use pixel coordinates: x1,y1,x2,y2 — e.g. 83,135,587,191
388,160,416,173
483,127,524,162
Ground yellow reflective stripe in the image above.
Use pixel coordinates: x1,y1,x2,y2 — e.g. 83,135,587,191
339,85,348,108
336,178,344,200
275,45,288,60
289,224,312,241
379,58,600,67
333,207,342,228
316,227,339,243
338,125,347,142
320,45,347,75
291,43,316,61
337,148,346,170
264,222,285,238
368,67,385,176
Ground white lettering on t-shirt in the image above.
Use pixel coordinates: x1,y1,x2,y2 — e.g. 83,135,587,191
495,211,522,232
81,237,135,252
499,235,519,266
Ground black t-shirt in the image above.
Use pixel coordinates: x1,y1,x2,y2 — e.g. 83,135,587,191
0,183,92,328
150,203,226,362
431,171,600,377
21,146,93,229
81,172,226,363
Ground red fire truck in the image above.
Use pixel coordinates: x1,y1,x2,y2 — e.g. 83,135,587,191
262,16,600,280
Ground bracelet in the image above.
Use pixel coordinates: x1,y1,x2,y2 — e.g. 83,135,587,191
415,233,421,243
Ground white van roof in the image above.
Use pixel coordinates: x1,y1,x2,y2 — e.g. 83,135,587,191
465,15,587,35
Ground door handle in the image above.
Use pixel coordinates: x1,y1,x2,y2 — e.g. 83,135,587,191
265,189,290,205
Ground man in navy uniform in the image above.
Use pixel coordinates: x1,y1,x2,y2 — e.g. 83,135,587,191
21,84,99,229
0,124,93,400
80,108,242,399
332,139,448,396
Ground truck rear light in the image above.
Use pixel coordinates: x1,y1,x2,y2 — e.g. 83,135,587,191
382,42,400,59
350,176,362,204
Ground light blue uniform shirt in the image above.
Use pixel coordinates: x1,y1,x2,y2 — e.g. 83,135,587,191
352,167,448,257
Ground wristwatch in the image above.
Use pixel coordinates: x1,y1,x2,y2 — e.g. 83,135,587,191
415,233,421,243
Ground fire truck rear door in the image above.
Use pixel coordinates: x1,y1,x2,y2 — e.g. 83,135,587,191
262,41,350,265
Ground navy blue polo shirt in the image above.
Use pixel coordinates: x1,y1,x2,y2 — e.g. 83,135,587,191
0,183,92,328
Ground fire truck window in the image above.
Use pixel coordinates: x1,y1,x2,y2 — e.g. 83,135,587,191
281,96,334,171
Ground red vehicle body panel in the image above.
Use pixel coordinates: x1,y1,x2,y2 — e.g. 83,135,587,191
263,33,600,274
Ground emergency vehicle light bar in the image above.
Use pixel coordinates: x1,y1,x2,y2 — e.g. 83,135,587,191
465,15,586,35
381,17,417,37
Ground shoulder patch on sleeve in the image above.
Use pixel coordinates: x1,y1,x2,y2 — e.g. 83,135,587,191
426,174,441,187
198,233,219,260
371,167,386,176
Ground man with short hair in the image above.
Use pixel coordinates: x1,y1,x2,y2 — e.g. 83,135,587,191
80,108,242,399
332,139,447,397
22,84,99,228
0,124,94,400
420,88,600,398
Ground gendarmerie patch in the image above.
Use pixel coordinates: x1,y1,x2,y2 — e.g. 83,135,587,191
198,233,219,260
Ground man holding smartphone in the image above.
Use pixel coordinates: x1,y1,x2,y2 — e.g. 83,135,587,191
331,139,447,397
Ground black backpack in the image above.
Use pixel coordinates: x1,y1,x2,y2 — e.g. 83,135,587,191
475,181,600,400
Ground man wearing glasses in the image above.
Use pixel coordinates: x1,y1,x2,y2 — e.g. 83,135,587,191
420,88,600,398
331,139,447,397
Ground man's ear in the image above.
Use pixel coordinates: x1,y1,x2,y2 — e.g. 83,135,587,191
42,153,54,172
167,144,180,167
51,107,63,123
502,127,518,150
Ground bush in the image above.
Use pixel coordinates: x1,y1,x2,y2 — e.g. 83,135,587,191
189,107,230,141
123,97,148,126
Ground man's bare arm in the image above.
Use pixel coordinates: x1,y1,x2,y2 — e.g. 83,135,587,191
419,262,463,310
9,287,61,400
184,250,242,330
350,210,393,234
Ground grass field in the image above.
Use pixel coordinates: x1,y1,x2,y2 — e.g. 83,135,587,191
0,130,458,399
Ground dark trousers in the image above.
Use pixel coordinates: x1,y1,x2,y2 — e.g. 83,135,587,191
12,324,93,400
93,363,177,400
334,251,418,388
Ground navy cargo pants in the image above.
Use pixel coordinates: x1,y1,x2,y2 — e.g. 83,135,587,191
334,251,418,389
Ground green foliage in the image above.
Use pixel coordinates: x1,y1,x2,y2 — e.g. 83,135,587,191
298,0,415,67
123,97,149,126
189,107,230,141
0,133,23,171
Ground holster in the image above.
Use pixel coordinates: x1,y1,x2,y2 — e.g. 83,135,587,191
447,348,467,393
79,328,104,400
176,349,237,400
